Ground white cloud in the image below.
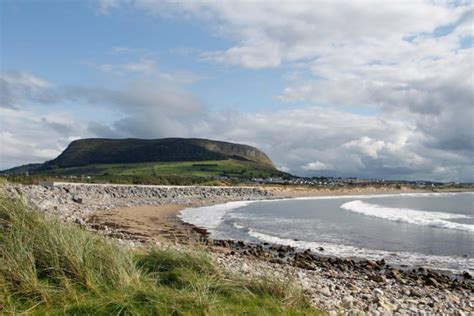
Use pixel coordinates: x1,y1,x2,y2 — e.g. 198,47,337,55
0,72,52,108
0,108,87,169
96,0,121,14
140,0,467,69
96,55,204,84
302,161,332,171
98,58,157,76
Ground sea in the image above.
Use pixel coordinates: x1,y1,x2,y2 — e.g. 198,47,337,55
179,192,474,273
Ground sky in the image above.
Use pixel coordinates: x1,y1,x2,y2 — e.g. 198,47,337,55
0,0,473,181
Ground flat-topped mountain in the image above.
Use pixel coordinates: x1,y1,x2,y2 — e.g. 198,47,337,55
4,138,282,179
45,138,275,168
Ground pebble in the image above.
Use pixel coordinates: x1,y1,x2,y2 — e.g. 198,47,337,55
373,288,384,297
318,287,332,297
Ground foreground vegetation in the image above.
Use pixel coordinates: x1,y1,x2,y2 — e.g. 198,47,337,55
0,196,319,315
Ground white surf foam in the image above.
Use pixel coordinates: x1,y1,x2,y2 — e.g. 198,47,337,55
178,192,472,230
247,229,474,273
279,191,470,202
178,200,256,232
341,200,474,232
232,222,246,229
178,192,474,271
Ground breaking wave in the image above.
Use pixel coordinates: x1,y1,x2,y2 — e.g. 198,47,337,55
178,200,255,232
340,200,474,232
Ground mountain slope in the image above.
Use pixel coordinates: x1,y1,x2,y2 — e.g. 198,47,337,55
44,138,275,168
3,138,281,178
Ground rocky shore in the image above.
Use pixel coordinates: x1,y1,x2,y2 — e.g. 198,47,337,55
3,182,272,224
209,240,473,315
2,183,473,315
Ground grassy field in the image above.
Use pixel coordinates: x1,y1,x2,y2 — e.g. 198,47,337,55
2,159,285,186
0,196,320,315
30,159,281,179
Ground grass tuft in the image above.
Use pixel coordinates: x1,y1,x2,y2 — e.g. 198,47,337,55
0,196,321,315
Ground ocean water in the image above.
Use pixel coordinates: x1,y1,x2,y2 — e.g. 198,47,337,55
179,192,474,273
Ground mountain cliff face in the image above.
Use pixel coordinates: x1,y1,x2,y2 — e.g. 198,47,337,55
43,138,276,169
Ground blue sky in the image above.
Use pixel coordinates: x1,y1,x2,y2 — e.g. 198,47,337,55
1,0,473,181
2,1,287,112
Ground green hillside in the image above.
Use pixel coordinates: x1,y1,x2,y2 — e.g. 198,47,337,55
44,138,275,168
38,159,280,178
3,138,286,180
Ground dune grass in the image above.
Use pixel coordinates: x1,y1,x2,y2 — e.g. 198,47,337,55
0,196,320,315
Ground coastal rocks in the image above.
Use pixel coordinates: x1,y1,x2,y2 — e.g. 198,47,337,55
372,288,384,297
212,238,473,314
368,274,386,283
387,269,403,282
342,295,354,309
426,277,440,287
4,183,273,226
317,286,332,297
72,195,83,204
215,251,473,315
220,238,473,288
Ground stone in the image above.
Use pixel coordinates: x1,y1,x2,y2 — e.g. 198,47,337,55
72,195,83,204
387,269,403,282
446,294,460,304
369,274,386,283
318,287,332,297
366,260,378,268
409,289,423,298
74,218,85,226
375,297,396,312
426,277,440,287
373,288,384,297
342,295,354,309
348,309,365,316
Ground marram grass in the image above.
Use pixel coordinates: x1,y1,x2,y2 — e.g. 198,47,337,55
0,196,321,315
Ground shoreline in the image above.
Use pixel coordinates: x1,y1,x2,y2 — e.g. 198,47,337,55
85,190,473,269
174,190,474,276
86,187,470,245
93,190,473,313
68,187,474,278
4,183,474,314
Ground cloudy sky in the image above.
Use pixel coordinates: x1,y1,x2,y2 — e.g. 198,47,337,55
1,0,473,181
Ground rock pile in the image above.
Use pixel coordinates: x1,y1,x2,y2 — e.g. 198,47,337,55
3,183,272,224
215,249,474,315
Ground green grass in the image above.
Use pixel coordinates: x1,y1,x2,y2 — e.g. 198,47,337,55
40,159,279,179
2,174,243,186
0,196,321,315
3,159,285,186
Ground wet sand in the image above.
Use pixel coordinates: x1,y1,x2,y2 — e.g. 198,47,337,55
87,204,199,243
